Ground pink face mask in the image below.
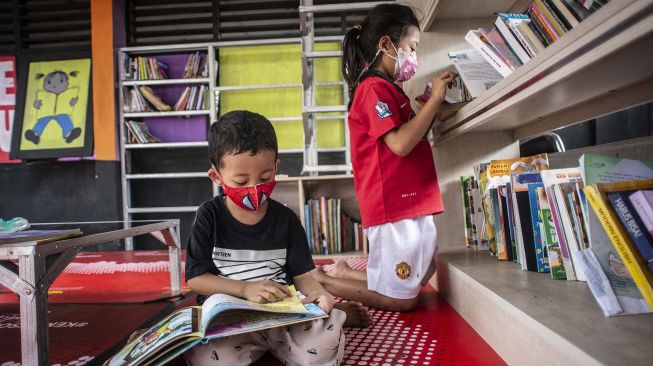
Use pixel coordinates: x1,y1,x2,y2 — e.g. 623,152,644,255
221,180,277,211
385,42,419,82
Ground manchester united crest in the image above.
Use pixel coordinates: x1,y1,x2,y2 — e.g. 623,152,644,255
395,262,411,280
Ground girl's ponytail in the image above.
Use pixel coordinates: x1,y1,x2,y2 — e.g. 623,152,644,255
342,25,365,102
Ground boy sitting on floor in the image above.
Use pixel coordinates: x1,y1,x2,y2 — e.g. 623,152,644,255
184,110,370,365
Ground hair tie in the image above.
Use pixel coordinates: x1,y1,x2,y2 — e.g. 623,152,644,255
353,24,362,30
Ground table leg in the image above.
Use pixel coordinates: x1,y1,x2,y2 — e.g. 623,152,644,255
19,253,48,366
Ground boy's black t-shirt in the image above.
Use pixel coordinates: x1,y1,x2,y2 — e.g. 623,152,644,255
185,196,315,305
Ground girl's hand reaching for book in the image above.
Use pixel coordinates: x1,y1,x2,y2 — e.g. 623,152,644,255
242,280,292,303
302,290,334,313
430,70,457,103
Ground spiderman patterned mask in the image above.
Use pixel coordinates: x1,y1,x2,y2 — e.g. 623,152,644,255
221,180,277,211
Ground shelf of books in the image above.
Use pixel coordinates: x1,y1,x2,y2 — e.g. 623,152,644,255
460,152,653,317
118,45,218,249
275,175,366,257
431,0,653,144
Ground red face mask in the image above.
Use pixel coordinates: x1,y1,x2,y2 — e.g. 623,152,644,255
221,180,277,211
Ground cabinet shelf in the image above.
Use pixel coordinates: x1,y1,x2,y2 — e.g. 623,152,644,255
121,78,210,86
432,0,653,144
123,110,210,118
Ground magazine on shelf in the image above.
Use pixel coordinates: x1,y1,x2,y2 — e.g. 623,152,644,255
107,286,327,366
448,49,503,99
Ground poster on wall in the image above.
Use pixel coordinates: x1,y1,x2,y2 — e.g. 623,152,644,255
0,56,19,163
11,51,93,159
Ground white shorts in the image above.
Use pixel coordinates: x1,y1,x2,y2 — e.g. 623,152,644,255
366,215,438,299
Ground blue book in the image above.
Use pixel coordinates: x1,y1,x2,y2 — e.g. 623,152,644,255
528,182,548,272
304,204,312,251
607,191,653,274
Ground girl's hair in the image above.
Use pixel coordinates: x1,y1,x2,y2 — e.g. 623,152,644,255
342,4,419,102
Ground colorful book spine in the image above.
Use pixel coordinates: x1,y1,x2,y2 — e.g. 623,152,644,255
479,27,523,68
528,183,548,272
527,8,554,45
546,186,577,280
530,3,560,41
609,192,653,274
496,13,533,62
538,187,562,278
304,204,311,248
629,190,653,237
491,188,508,260
585,186,653,309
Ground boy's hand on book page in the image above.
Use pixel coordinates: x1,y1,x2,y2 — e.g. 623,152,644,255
242,280,292,303
431,70,458,103
301,290,334,313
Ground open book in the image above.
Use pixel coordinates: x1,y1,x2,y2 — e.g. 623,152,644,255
107,286,327,366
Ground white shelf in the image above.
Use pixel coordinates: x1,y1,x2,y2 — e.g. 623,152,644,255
432,0,653,144
123,110,210,118
121,78,210,86
437,246,653,366
125,141,208,149
125,172,207,179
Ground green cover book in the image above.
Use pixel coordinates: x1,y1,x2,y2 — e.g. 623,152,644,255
537,187,566,279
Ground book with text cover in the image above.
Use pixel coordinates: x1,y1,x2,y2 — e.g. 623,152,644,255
495,13,532,63
465,29,514,77
629,190,653,238
585,181,653,315
537,186,566,279
608,191,653,274
479,27,523,69
107,286,327,366
528,182,549,273
448,49,503,99
511,172,543,271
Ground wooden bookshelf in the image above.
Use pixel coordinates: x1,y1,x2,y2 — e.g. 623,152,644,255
430,0,653,144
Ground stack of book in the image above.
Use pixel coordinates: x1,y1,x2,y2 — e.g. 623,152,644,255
461,152,653,316
125,120,161,144
304,197,366,255
123,86,171,113
122,56,169,81
462,0,608,78
182,52,209,79
173,85,208,111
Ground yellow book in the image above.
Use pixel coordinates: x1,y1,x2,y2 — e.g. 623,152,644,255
585,184,653,309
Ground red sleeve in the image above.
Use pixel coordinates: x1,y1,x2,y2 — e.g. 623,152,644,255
359,82,404,140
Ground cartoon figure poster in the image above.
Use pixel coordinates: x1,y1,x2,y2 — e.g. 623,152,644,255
11,55,93,159
0,56,18,163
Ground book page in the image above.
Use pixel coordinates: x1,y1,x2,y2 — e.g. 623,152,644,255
448,49,503,99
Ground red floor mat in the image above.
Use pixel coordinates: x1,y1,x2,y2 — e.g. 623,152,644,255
252,258,505,366
0,302,172,366
0,251,188,303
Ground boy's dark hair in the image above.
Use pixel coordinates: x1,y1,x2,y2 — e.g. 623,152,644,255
342,4,419,104
209,110,278,168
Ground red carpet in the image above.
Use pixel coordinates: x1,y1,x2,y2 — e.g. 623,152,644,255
1,253,505,365
0,302,172,366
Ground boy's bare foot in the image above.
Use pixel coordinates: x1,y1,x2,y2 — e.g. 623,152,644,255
335,301,372,328
311,265,330,284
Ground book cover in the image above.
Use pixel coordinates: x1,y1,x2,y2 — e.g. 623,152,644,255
465,29,514,77
511,172,543,271
628,190,653,238
475,162,497,255
540,168,583,280
586,183,653,312
528,183,548,272
499,185,515,262
471,178,489,251
538,187,563,278
461,176,474,248
609,191,653,274
505,182,518,262
0,229,82,245
491,187,507,260
467,177,480,247
495,14,532,63
107,286,327,366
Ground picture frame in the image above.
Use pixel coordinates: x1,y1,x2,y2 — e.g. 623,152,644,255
10,50,93,159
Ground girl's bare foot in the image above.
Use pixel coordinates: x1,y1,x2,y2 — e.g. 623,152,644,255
335,301,372,328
